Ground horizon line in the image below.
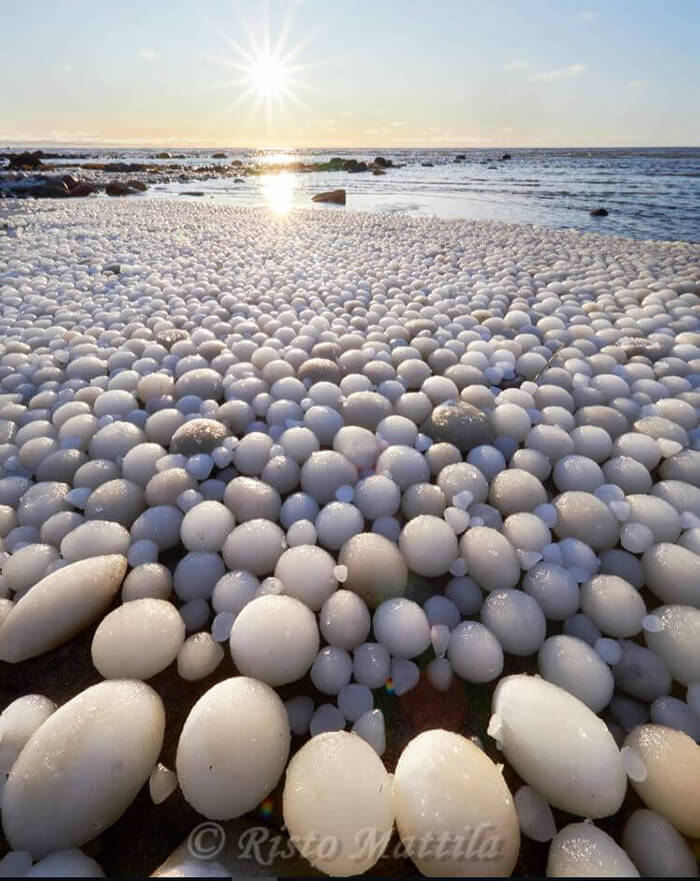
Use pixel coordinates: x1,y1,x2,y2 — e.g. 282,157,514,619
3,141,699,152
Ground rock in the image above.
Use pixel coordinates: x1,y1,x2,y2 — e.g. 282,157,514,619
154,152,172,159
420,400,492,452
0,555,128,662
455,153,466,161
500,153,512,160
103,263,121,275
105,181,132,196
1,680,165,858
372,167,386,175
68,183,97,197
126,179,147,191
342,159,368,173
312,189,346,205
421,160,434,167
233,177,244,183
373,156,392,168
180,191,204,197
212,152,226,159
9,151,42,170
591,207,609,216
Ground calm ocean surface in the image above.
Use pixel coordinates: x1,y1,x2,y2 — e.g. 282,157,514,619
19,146,700,242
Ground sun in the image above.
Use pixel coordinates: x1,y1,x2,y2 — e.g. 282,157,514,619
250,54,287,97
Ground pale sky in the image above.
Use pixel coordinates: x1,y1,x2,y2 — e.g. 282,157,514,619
2,0,699,148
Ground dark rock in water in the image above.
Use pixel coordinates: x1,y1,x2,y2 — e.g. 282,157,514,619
180,191,204,197
372,168,386,175
212,152,226,158
455,154,466,161
62,174,80,190
420,400,492,452
500,153,512,161
68,182,97,197
374,156,392,168
36,184,69,198
103,264,121,275
105,181,134,196
312,189,346,205
126,179,148,191
103,162,147,173
421,161,434,167
328,157,345,169
171,418,229,456
590,207,608,216
233,177,244,183
343,159,368,173
9,151,43,170
155,152,172,159
298,358,343,385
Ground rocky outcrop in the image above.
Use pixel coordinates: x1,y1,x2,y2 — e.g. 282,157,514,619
212,152,226,158
312,189,346,205
8,151,43,170
590,207,609,216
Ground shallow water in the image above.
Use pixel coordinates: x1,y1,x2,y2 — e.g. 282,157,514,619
28,145,700,242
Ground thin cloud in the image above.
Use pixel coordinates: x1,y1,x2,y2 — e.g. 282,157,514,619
530,63,588,82
138,48,158,61
391,121,406,128
503,60,531,71
578,11,598,20
628,79,643,88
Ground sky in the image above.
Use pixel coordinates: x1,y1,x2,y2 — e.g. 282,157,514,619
2,0,699,148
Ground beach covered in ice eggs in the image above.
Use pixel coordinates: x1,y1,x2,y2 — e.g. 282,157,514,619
0,200,699,877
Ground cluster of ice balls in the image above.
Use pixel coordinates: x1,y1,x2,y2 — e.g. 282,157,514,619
0,200,698,877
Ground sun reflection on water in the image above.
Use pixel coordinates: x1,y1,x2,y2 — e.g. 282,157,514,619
262,172,297,215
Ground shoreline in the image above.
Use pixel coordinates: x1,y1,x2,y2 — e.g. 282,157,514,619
2,198,699,249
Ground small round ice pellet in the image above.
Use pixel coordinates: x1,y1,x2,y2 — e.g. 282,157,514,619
229,594,319,686
372,598,431,659
503,512,551,552
481,589,547,656
280,492,319,529
642,542,700,606
423,594,461,629
353,642,391,689
60,520,130,563
399,514,458,577
538,635,614,712
338,532,407,607
222,519,285,576
522,562,579,621
286,519,317,547
460,526,520,590
337,683,373,722
489,468,547,515
623,809,699,879
319,589,371,650
445,576,483,615
223,476,281,523
552,455,605,493
180,501,235,553
644,604,700,686
553,491,619,550
353,475,401,520
581,574,646,638
315,502,363,550
285,695,315,736
274,545,337,611
122,563,172,602
310,646,353,695
177,632,224,681
620,521,655,554
300,451,358,505
448,621,504,683
547,823,639,878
